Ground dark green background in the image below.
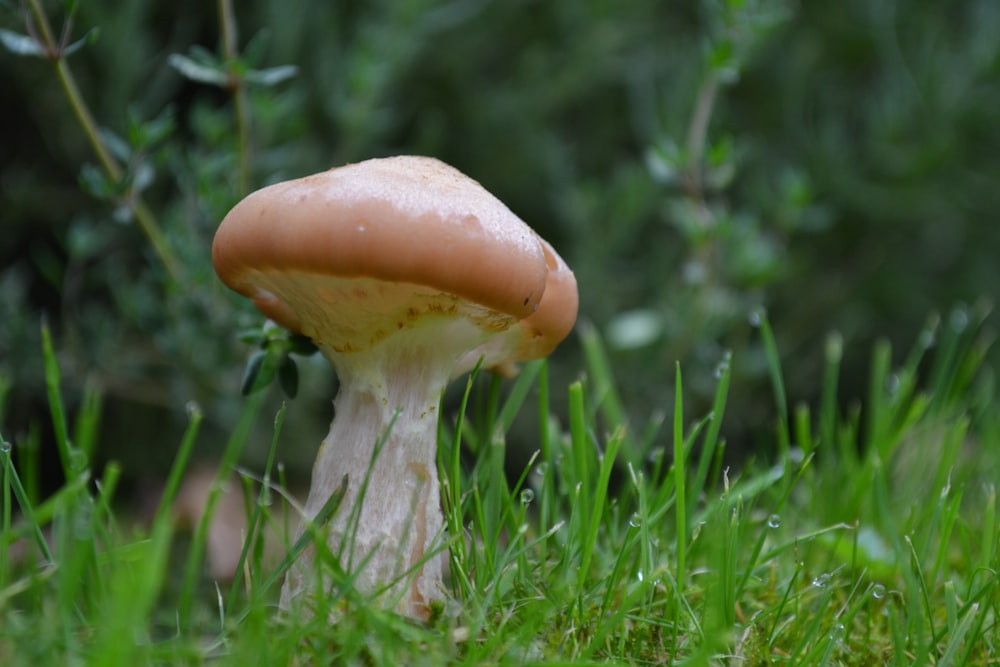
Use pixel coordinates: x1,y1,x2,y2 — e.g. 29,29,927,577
2,0,997,489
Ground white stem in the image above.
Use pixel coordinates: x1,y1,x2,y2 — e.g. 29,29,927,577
279,320,489,618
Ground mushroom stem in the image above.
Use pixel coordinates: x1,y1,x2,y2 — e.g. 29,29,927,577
279,316,499,619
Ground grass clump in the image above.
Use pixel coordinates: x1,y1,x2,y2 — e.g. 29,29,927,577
2,307,998,665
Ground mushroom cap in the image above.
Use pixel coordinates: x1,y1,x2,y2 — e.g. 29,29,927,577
469,233,579,376
213,156,576,362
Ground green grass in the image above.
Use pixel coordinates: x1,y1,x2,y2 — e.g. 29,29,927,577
2,310,998,665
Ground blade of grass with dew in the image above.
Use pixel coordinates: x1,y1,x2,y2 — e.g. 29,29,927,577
577,425,622,603
491,359,543,440
936,601,980,667
502,448,539,537
689,351,731,518
794,402,814,461
178,390,263,627
255,472,349,597
86,461,122,597
733,454,814,600
578,321,636,459
866,339,892,457
480,359,544,546
71,380,103,470
820,332,853,472
977,484,996,573
599,461,646,619
20,425,42,509
0,435,9,593
927,305,972,406
89,510,176,667
567,379,591,518
673,362,687,598
440,379,478,603
41,322,78,479
755,310,790,461
0,455,87,560
226,402,284,616
535,359,557,569
151,402,204,528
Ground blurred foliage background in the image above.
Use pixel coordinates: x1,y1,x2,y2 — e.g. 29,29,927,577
2,0,998,493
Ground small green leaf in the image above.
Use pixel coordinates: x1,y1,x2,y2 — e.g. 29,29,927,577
287,333,318,356
128,106,176,150
240,349,269,396
98,128,132,163
61,27,99,57
644,138,683,185
244,64,299,87
238,329,266,346
708,38,741,83
168,52,228,87
79,164,116,200
0,29,47,58
278,355,299,399
132,162,155,194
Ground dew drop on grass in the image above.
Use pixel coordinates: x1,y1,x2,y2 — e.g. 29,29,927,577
533,462,548,478
767,514,781,529
636,570,644,583
0,440,10,455
629,512,642,528
812,573,831,588
748,308,766,328
872,584,887,599
520,489,535,505
185,400,202,419
713,350,733,379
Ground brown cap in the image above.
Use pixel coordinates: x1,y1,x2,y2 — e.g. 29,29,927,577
213,156,576,361
469,233,579,376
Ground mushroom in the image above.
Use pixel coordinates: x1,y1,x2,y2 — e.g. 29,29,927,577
212,156,578,619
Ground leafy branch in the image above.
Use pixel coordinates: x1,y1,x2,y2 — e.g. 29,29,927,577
167,0,298,198
2,0,183,283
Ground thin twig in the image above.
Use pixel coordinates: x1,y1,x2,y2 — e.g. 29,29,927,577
219,0,252,197
25,0,183,283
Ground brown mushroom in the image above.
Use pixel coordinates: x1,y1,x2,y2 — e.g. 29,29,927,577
213,156,578,619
